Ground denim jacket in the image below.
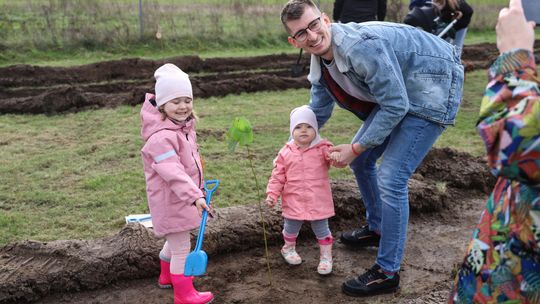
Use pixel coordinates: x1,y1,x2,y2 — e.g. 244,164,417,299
308,22,464,149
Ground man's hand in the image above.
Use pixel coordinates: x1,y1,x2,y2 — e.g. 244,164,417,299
496,0,535,54
194,197,211,217
329,143,365,165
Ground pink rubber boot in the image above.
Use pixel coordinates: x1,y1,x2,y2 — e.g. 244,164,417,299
317,236,333,275
158,259,172,288
281,233,302,265
171,274,214,304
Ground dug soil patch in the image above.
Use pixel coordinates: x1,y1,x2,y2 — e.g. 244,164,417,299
1,41,539,114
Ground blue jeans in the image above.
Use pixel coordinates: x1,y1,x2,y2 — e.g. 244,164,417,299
349,110,445,273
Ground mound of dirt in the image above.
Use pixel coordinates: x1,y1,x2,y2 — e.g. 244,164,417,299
416,147,495,194
1,41,539,114
0,148,494,304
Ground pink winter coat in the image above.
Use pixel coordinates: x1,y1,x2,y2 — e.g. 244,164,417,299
266,140,335,221
140,93,204,237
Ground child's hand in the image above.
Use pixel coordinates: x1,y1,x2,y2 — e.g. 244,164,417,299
327,151,347,168
329,143,364,165
195,197,211,217
331,160,348,168
265,197,276,208
329,151,341,162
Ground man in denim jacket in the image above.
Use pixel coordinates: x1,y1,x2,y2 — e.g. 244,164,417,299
280,0,464,297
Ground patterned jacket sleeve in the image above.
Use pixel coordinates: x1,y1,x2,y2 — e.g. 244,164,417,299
476,49,540,186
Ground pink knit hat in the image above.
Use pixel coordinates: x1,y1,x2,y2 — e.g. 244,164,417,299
154,63,193,107
289,105,321,147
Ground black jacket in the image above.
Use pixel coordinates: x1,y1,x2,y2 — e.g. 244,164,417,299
440,0,473,31
333,0,387,23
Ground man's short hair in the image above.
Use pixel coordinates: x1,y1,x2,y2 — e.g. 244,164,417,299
280,0,320,33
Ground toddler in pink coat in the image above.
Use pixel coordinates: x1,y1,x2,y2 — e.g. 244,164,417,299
265,105,336,275
140,63,213,304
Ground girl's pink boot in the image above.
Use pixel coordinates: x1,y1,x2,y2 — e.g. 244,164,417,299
171,274,214,304
158,259,172,288
317,236,333,275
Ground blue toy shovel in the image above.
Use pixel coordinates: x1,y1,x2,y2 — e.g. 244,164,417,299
184,179,219,276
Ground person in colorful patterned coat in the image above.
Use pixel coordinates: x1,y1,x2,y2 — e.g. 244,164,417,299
449,0,540,302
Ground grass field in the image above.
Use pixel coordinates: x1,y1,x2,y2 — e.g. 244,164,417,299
0,67,488,246
0,29,512,68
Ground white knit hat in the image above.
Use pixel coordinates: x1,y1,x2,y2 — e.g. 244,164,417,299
289,105,321,147
154,63,193,107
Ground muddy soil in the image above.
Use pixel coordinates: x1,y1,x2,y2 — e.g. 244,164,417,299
1,41,539,114
0,148,496,304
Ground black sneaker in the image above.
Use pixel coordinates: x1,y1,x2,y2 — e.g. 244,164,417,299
342,264,400,297
340,225,380,247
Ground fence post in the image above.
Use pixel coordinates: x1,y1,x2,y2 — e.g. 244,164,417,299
139,0,144,40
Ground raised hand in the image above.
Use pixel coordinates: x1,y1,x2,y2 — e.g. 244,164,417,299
496,0,535,53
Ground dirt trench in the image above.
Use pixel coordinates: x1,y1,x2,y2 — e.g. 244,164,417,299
1,41,539,115
0,148,495,304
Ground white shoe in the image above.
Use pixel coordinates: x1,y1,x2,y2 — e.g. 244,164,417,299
281,245,302,265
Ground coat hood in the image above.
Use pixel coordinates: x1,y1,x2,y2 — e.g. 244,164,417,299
140,93,195,141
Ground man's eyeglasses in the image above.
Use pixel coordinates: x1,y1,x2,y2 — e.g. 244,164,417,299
291,16,322,42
